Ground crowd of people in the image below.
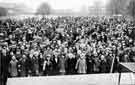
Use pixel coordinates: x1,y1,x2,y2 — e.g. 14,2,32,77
0,16,135,79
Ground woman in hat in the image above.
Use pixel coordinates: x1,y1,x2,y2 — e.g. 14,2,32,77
59,54,67,75
9,55,18,77
43,54,53,76
75,53,87,74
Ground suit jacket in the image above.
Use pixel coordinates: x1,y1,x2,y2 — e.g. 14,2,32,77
66,58,77,74
0,51,2,77
1,53,11,77
51,56,60,74
86,55,94,74
25,56,34,73
99,60,107,73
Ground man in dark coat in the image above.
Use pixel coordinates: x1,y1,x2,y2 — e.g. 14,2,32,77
86,54,94,74
0,48,11,85
25,54,34,76
66,55,77,75
51,55,60,75
0,47,2,85
99,59,108,73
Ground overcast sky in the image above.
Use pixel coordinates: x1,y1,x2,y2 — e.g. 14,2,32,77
0,0,107,12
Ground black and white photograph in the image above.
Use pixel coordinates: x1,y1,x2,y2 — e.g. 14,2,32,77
0,0,135,85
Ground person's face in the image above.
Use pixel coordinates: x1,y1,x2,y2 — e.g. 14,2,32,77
94,53,97,56
35,52,39,57
109,53,112,56
9,35,12,39
105,52,108,55
80,54,83,58
134,42,135,46
62,55,65,58
26,44,30,48
10,52,14,56
133,57,135,62
21,46,25,50
128,29,132,34
101,55,105,60
30,54,33,58
124,55,128,58
0,46,2,51
47,57,50,60
2,49,6,55
22,55,26,58
16,51,20,55
68,54,72,59
40,54,43,58
123,45,126,48
12,56,16,60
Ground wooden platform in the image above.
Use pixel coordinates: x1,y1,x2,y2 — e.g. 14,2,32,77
7,73,135,85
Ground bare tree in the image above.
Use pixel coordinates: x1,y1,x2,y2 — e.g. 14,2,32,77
0,7,7,16
89,1,103,16
106,0,127,15
127,0,135,19
36,2,51,15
